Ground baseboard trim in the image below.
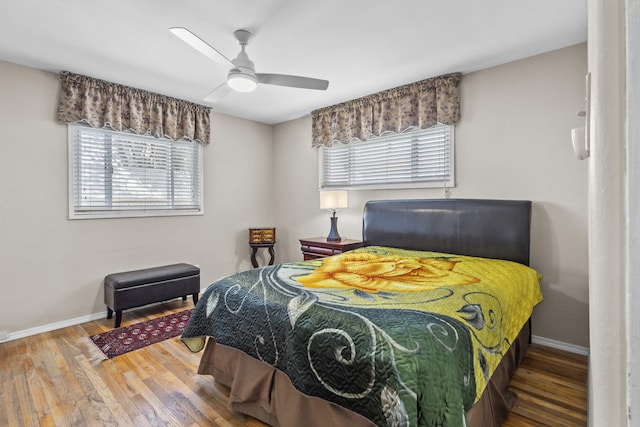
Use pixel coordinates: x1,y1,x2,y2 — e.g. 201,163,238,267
0,295,203,344
532,334,590,356
0,311,107,343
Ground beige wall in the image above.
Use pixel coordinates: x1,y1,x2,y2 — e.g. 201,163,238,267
0,44,590,349
0,60,274,334
273,43,589,348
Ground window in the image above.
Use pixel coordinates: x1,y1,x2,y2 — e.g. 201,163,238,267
68,124,203,219
320,124,454,189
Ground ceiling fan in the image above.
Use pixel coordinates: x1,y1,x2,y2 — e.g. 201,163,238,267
169,27,330,102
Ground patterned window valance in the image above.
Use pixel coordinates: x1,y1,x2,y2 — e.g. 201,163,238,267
311,72,462,148
56,72,211,144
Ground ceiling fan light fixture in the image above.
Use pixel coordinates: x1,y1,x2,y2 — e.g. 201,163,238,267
170,27,330,101
227,70,258,92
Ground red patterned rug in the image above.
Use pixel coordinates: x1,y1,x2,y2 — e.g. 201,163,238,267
87,309,193,360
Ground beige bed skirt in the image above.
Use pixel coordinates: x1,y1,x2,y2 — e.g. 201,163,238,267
196,321,530,427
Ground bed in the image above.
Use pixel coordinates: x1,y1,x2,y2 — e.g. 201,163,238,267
181,199,543,427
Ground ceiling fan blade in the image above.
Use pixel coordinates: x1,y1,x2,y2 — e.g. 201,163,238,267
204,82,233,103
257,73,329,90
169,27,232,66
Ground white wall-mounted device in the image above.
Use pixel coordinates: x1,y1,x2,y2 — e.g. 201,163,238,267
572,126,588,160
572,73,591,160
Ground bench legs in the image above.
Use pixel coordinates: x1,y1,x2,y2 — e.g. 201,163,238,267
114,311,122,328
106,308,123,328
106,293,199,328
182,294,200,304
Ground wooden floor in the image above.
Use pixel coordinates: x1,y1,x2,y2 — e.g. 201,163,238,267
502,343,588,426
0,301,588,426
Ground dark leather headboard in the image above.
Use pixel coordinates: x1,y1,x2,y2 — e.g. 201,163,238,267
362,199,532,265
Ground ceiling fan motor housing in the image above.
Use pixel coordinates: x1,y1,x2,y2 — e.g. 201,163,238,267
227,49,258,92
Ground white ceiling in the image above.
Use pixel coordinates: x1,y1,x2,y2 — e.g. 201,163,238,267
0,0,586,125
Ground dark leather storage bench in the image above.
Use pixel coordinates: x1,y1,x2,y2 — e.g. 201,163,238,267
104,263,200,328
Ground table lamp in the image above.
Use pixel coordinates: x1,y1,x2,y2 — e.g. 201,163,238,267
320,190,348,241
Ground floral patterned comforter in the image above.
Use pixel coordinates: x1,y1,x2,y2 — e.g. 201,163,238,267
182,246,542,427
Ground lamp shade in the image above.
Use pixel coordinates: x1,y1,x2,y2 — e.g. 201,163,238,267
320,190,348,211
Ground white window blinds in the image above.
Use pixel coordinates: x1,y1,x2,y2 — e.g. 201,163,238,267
320,125,454,189
69,124,203,219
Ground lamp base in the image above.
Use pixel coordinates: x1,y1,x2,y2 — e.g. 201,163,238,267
326,215,342,242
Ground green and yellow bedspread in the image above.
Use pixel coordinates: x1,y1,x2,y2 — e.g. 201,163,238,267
182,246,542,427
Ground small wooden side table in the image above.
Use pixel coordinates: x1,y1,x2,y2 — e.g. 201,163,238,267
299,237,363,260
249,227,276,268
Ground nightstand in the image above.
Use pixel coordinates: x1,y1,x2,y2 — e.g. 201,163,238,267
299,237,363,260
249,227,276,268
